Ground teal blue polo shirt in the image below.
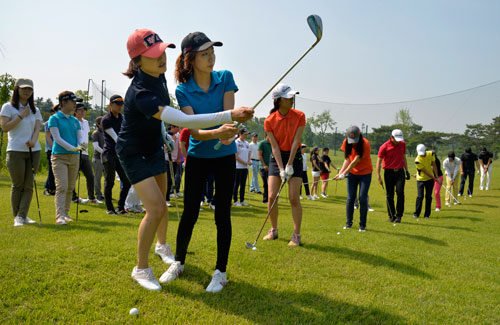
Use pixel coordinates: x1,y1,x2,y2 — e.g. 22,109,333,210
175,70,238,158
48,111,81,154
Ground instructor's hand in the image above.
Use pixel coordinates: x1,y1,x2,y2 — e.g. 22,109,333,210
217,124,238,140
230,107,254,123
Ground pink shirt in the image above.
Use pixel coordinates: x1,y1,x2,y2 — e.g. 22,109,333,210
378,139,406,169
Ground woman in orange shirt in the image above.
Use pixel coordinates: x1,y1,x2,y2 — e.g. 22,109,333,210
262,83,305,246
335,125,373,232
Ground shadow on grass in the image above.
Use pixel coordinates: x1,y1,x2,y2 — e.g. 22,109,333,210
403,222,473,232
40,219,134,233
369,229,448,246
306,244,434,279
167,265,406,323
463,202,498,208
436,215,483,222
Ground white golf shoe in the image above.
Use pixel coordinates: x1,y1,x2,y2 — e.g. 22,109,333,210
159,261,184,283
23,217,37,224
155,243,175,264
240,201,249,207
435,208,440,212
131,266,161,291
307,195,315,200
206,269,227,293
14,217,24,227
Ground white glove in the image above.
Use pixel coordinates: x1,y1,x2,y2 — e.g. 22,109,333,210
164,133,175,152
338,173,345,180
280,168,287,183
285,165,294,180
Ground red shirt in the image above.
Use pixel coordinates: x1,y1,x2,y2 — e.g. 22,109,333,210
179,128,191,151
264,108,306,151
378,139,406,169
341,138,373,175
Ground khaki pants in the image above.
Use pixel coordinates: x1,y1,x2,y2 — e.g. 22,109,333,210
6,150,41,218
445,175,458,204
51,153,80,219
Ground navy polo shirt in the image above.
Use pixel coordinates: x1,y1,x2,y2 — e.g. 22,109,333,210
101,111,123,158
116,69,170,158
175,70,238,158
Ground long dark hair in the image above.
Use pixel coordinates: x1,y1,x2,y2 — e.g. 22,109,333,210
123,56,142,79
175,52,197,84
10,86,36,113
269,98,281,115
310,146,319,162
344,134,365,159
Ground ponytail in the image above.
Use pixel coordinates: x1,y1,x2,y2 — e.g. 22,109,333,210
174,52,196,84
123,57,141,79
269,98,281,115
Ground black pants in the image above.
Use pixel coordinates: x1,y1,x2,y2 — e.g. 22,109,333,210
44,150,56,192
459,170,475,196
72,154,95,200
260,168,269,202
233,168,248,202
175,162,183,193
175,154,235,272
201,173,215,204
384,169,405,219
103,154,131,211
166,161,178,200
414,179,434,218
300,170,310,196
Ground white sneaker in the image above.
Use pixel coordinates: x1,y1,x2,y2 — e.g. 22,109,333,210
233,201,241,207
131,266,161,291
300,195,303,200
166,201,173,207
321,193,328,198
453,201,459,205
468,194,472,198
209,203,216,210
307,195,314,200
435,208,440,212
159,261,184,283
24,217,37,224
457,193,462,197
445,202,450,207
80,198,90,204
480,187,483,190
240,201,249,207
368,207,375,212
56,217,67,225
64,216,74,222
155,243,175,264
14,217,24,227
176,192,183,198
206,269,227,293
313,194,320,200
170,193,176,198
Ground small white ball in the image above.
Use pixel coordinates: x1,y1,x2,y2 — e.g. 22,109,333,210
337,232,341,235
252,246,257,250
129,308,139,316
339,174,345,180
393,224,396,227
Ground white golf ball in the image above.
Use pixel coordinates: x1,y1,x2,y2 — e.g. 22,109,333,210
129,308,139,316
393,224,396,227
339,174,345,180
337,232,341,235
252,247,257,251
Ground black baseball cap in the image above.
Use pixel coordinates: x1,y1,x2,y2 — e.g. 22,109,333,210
110,94,124,104
181,32,222,56
59,92,83,103
75,103,87,110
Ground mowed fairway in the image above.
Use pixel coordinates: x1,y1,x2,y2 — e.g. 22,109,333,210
0,158,499,324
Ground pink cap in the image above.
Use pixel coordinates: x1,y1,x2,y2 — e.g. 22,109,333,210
127,29,175,59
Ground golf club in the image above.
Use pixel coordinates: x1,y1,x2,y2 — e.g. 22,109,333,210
442,184,460,205
215,14,323,150
167,152,180,220
245,180,288,250
380,183,396,222
29,148,42,226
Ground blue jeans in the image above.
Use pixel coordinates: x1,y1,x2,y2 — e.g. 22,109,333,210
250,160,261,192
346,173,372,228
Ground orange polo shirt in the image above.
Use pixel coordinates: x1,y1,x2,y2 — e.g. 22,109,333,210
340,138,373,175
264,108,306,151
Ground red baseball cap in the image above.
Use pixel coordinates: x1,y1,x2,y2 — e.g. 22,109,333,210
127,29,175,59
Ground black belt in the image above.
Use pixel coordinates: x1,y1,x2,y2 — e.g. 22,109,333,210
386,168,402,172
251,159,259,161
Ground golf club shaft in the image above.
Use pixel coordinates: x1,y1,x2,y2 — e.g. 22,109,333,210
380,183,395,220
167,153,180,220
442,183,460,204
76,150,81,221
29,148,42,225
251,180,287,246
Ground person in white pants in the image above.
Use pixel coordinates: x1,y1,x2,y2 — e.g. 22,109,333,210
442,151,461,206
478,147,493,191
249,132,262,194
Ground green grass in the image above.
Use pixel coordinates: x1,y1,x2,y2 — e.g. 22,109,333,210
0,157,499,324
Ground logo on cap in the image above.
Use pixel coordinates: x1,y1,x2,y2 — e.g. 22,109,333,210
143,33,162,48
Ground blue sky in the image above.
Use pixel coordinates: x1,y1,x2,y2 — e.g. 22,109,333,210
2,0,499,133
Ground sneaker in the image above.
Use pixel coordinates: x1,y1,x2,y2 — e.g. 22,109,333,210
453,201,459,205
468,194,472,198
64,216,74,222
413,214,419,218
166,201,173,207
250,189,255,193
56,217,67,225
263,228,278,240
359,227,366,232
445,202,450,207
14,217,24,227
43,189,54,196
288,233,301,246
159,261,184,284
262,199,268,204
155,243,175,264
343,225,352,229
116,209,128,215
106,210,118,215
96,196,105,201
435,208,440,212
23,217,37,224
321,193,328,198
240,201,249,207
424,216,430,219
206,269,228,293
256,191,263,195
131,266,161,291
79,198,90,204
480,187,483,190
313,194,320,200
307,195,314,200
457,193,462,197
209,203,216,210
176,192,183,198
300,195,303,200
170,193,176,198
90,199,103,204
486,187,489,191
368,207,375,212
233,201,241,207
395,217,402,223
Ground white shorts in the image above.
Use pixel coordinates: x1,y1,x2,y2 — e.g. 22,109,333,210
312,171,321,178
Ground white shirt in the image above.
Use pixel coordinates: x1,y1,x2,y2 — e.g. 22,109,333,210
0,102,42,152
78,118,90,155
302,153,308,171
249,142,259,160
443,157,461,180
165,132,180,161
235,138,250,169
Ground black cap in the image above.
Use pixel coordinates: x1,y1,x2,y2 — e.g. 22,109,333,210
251,132,258,137
75,103,87,110
181,32,222,56
110,94,124,104
59,92,83,103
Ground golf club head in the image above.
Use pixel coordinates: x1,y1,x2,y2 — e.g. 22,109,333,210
245,242,255,249
79,209,88,213
307,14,323,41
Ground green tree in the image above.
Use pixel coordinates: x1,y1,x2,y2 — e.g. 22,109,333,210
308,109,336,147
0,73,15,105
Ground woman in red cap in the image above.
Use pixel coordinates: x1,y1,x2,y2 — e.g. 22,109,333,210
119,29,252,291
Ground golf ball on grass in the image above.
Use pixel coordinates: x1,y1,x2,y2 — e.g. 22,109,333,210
129,308,139,316
337,232,341,235
252,247,257,251
393,224,396,227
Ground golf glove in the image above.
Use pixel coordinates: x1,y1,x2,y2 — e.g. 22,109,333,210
280,168,287,183
285,165,294,180
405,170,411,180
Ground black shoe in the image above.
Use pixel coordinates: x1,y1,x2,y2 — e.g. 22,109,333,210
250,189,255,193
388,217,395,223
106,210,118,215
96,196,104,201
116,209,128,215
343,225,352,229
257,191,263,194
395,217,402,223
262,199,268,203
424,216,430,219
359,227,366,232
413,214,419,218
